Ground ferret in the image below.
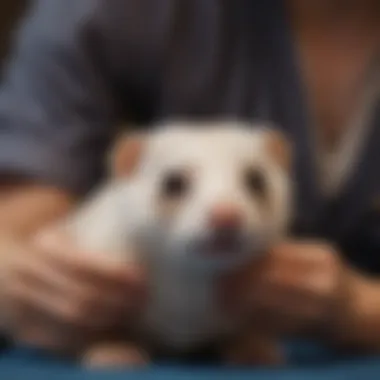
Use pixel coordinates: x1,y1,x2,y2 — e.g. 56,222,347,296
62,120,293,367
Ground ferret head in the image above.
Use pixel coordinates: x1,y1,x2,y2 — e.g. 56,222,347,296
111,121,293,273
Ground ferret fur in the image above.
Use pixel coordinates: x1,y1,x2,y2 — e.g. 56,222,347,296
62,120,293,358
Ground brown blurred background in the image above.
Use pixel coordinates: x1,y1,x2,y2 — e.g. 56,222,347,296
0,1,28,69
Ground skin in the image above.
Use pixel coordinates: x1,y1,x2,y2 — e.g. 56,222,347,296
221,0,380,354
0,183,145,352
288,0,380,147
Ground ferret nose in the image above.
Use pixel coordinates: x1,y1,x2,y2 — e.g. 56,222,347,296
208,204,242,231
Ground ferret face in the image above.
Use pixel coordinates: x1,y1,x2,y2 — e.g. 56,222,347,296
115,122,292,273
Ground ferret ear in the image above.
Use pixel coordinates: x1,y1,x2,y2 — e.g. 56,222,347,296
109,133,145,178
263,129,292,170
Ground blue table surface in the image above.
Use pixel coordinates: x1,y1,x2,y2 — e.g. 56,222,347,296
1,341,380,380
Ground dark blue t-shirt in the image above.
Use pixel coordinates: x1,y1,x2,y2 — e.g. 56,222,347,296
0,0,380,273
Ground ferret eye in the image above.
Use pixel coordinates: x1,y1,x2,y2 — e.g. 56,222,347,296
244,168,266,197
161,171,189,198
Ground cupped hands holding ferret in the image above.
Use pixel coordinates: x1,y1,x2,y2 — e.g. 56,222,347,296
219,241,355,362
11,121,362,368
28,230,355,366
0,228,146,352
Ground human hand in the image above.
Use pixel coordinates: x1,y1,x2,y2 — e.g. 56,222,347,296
220,240,352,338
0,230,145,351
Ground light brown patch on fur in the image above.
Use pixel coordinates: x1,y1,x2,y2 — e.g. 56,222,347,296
264,130,291,170
111,133,145,178
82,342,149,368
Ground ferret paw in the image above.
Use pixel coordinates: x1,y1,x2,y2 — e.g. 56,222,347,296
223,338,285,367
82,342,150,369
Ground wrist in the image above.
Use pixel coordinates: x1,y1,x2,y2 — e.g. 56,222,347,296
0,185,75,239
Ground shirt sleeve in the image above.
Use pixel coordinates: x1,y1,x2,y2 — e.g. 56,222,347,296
0,0,122,194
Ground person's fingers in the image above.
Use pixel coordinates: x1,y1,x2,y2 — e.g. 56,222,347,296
0,234,140,350
0,232,147,332
5,274,123,329
5,253,136,328
5,276,83,327
228,244,333,302
268,241,337,269
219,260,319,316
13,250,144,312
34,231,146,291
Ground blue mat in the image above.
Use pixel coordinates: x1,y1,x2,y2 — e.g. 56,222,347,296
2,360,380,380
1,342,380,380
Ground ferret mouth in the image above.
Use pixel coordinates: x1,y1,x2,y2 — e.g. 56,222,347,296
200,233,244,257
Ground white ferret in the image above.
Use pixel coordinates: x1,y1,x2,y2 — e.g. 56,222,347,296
62,120,293,366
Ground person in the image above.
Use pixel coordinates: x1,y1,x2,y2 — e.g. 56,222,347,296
0,0,380,360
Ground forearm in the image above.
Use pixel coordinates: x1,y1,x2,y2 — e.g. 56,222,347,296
0,182,77,239
333,268,380,352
